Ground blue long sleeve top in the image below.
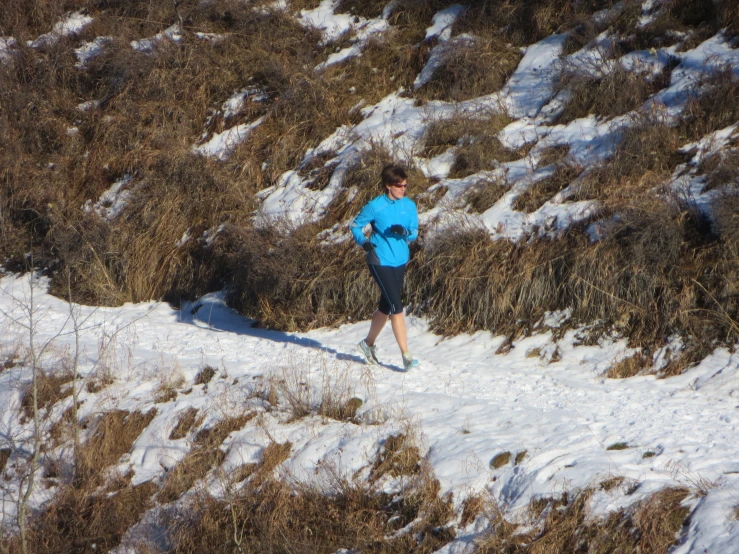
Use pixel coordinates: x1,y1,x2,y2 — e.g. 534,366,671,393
350,194,419,267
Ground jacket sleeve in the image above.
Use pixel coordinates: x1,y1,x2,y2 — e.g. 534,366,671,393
350,201,374,246
406,201,419,242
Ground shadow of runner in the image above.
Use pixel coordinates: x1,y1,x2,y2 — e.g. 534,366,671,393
176,291,374,365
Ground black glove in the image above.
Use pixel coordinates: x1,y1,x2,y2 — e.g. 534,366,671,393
362,241,380,265
389,224,407,237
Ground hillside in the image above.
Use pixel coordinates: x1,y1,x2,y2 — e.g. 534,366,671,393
1,0,739,552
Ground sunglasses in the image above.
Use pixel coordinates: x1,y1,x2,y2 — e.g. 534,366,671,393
391,182,407,188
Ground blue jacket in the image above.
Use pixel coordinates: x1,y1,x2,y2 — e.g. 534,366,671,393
350,194,419,267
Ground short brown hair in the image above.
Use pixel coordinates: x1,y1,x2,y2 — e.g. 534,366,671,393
381,164,407,187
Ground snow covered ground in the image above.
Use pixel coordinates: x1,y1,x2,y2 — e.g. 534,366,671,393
1,274,738,553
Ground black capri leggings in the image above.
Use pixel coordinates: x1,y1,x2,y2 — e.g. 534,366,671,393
368,264,406,316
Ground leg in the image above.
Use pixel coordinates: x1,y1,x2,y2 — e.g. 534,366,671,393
389,312,408,354
365,310,389,346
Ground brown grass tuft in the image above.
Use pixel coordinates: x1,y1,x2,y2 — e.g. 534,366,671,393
607,352,651,378
170,454,453,553
158,413,254,503
8,479,157,554
21,368,73,420
467,175,511,213
169,407,199,440
76,409,157,486
415,36,522,102
512,164,582,213
490,451,511,469
194,365,217,386
371,433,422,481
477,486,690,554
680,69,739,143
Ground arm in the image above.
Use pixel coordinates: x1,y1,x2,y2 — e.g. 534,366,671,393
406,201,419,242
350,201,374,246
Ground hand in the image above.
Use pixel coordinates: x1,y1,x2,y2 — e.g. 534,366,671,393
389,224,407,236
362,241,375,252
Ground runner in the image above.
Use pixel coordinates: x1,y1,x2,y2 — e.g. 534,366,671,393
350,164,420,371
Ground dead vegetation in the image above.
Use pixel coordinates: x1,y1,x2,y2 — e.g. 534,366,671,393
415,36,522,102
555,61,676,125
421,112,526,178
477,486,690,554
512,164,582,212
76,408,157,486
607,352,651,378
158,413,255,503
170,454,454,554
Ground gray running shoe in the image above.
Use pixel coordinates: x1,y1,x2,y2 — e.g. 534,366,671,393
402,352,420,371
358,340,379,365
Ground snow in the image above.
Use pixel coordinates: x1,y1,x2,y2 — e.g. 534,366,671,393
424,4,465,42
28,11,93,49
74,36,112,68
131,24,182,52
2,274,739,552
0,37,17,62
192,117,265,160
83,175,133,220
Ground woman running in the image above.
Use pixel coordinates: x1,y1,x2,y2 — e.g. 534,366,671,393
350,164,420,371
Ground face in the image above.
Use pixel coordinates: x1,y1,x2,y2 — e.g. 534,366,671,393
386,179,407,200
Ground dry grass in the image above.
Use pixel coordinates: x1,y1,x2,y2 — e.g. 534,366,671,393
415,36,522,102
490,451,511,469
555,62,676,125
512,164,582,213
269,357,362,423
477,486,690,554
169,407,200,440
467,175,511,214
194,365,217,386
699,148,739,192
680,69,739,143
75,409,157,486
5,478,157,554
607,352,651,378
422,112,527,178
158,413,255,503
20,368,73,420
371,433,422,481
225,224,377,331
170,457,453,553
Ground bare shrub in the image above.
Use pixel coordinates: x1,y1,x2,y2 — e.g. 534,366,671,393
512,164,582,212
158,413,254,503
225,224,377,331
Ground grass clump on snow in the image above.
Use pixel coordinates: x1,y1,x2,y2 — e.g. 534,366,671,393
476,487,691,554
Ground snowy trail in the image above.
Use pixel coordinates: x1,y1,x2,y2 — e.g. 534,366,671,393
2,274,739,552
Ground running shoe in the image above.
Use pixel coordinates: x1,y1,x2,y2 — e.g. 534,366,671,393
358,340,379,365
